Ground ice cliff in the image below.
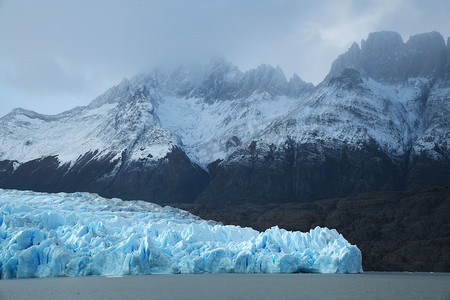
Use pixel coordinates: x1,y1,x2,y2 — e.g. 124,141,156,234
0,189,362,279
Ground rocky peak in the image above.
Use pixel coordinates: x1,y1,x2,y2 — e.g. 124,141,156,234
406,31,446,53
189,57,242,101
130,86,150,103
359,31,405,81
288,73,314,98
206,56,239,75
82,58,310,107
88,78,132,109
159,59,308,101
326,31,448,82
361,31,404,57
239,64,288,98
404,31,447,77
162,65,205,96
113,86,160,135
326,42,361,80
131,73,160,91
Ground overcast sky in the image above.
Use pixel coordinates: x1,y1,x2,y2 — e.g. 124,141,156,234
1,0,450,117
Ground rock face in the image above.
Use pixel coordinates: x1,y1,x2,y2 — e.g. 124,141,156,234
198,141,403,205
327,31,448,81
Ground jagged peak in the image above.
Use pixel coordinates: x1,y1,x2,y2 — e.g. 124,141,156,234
251,63,276,73
129,72,159,90
350,41,361,52
159,60,312,101
288,73,314,98
289,73,306,84
88,78,133,108
326,30,448,82
290,73,301,81
361,31,404,53
274,65,288,83
87,74,158,108
325,42,361,81
248,64,287,82
131,85,150,100
406,32,447,60
83,59,312,106
407,31,445,46
275,65,284,73
203,57,242,82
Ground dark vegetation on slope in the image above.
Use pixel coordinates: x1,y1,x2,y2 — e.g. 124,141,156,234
1,139,448,206
174,186,450,272
0,148,210,204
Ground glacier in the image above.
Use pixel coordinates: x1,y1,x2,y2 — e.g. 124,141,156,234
0,189,362,279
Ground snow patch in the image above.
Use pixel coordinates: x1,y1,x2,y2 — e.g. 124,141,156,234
157,94,298,165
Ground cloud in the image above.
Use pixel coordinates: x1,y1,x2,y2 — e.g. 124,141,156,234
0,0,449,117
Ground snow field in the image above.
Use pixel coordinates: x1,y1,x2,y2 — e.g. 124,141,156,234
0,189,362,279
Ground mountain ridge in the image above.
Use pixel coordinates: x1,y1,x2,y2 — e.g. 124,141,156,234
0,31,449,205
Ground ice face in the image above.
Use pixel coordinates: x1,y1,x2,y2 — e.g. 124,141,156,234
0,189,362,279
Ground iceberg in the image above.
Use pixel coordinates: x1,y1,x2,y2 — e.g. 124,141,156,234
0,189,362,279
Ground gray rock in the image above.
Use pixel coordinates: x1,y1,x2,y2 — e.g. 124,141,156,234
326,42,360,80
238,64,288,98
447,36,450,65
288,73,315,98
326,31,448,82
404,31,447,77
359,31,405,80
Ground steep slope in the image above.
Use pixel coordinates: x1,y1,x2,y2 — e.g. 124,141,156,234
0,79,209,203
0,59,312,203
198,31,450,204
406,64,450,189
156,58,313,165
0,80,169,164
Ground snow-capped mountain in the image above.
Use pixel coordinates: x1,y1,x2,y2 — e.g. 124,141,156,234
197,32,449,204
0,31,448,204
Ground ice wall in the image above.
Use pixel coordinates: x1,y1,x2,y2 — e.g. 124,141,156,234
0,189,362,279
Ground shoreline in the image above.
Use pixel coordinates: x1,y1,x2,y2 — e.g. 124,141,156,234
1,272,449,300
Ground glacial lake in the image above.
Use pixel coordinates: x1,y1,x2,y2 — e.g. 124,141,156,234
0,272,449,300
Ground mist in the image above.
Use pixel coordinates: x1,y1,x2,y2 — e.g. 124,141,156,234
1,0,449,117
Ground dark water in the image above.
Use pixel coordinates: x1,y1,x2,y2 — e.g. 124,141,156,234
0,272,449,300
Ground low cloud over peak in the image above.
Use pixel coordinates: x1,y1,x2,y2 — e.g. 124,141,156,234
1,0,449,117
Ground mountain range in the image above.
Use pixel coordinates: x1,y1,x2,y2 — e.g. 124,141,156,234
1,30,448,205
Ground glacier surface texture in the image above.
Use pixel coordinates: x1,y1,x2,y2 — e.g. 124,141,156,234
0,189,362,279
